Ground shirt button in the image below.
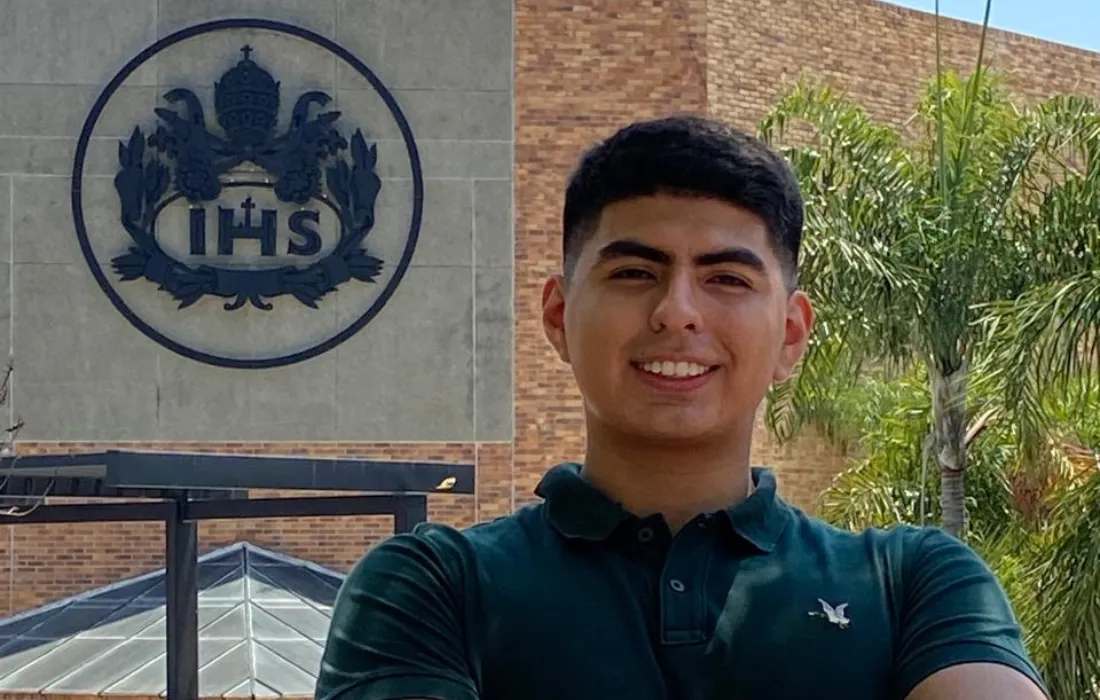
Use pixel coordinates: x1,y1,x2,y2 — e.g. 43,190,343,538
637,527,654,543
669,579,686,593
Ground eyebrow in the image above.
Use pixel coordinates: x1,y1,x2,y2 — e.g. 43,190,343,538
595,239,767,274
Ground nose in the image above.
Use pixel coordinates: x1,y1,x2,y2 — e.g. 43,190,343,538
649,272,702,334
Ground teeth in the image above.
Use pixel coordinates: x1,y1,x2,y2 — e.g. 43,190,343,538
641,361,712,378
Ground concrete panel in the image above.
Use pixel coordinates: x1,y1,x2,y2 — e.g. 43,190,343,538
0,264,12,355
369,140,510,180
336,0,511,91
0,0,157,85
158,0,337,37
12,176,91,264
0,84,158,177
475,267,512,441
335,89,511,142
14,379,159,441
154,355,251,440
363,177,471,269
0,263,12,433
11,262,159,388
0,85,157,138
418,141,511,180
0,139,120,177
335,265,474,440
0,178,9,263
474,180,512,268
246,356,338,441
412,179,472,267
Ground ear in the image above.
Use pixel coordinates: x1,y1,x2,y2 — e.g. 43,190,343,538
773,290,814,382
542,273,571,364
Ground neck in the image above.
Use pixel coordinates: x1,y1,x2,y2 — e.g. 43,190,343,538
579,422,756,533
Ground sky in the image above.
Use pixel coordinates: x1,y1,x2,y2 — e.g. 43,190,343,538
882,0,1100,52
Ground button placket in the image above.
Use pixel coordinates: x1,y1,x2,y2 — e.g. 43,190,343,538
658,527,711,645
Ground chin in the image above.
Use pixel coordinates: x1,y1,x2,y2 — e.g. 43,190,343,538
616,415,729,445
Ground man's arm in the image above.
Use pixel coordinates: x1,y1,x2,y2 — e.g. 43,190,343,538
893,527,1049,700
316,525,480,700
906,663,1047,700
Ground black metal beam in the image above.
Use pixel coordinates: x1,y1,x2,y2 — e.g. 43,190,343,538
0,453,445,700
185,494,409,521
165,495,199,700
0,500,172,524
0,475,244,501
394,496,428,533
104,450,475,494
0,450,474,496
0,452,110,475
0,494,440,526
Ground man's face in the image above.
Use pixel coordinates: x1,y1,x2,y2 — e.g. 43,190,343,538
542,193,814,445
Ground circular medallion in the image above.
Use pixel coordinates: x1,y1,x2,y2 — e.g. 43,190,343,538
71,18,423,368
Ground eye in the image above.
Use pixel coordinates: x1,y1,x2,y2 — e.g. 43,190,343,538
609,268,656,281
709,273,749,287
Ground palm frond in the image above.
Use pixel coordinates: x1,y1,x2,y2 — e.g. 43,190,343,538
765,327,878,445
1025,467,1100,698
758,79,925,444
982,270,1100,410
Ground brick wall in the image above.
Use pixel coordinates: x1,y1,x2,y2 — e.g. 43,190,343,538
2,0,1100,619
511,0,711,506
707,0,1100,127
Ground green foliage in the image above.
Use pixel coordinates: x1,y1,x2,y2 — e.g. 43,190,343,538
758,70,1100,398
757,36,1100,539
814,371,1100,698
1027,471,1100,699
815,366,1019,537
756,24,1100,689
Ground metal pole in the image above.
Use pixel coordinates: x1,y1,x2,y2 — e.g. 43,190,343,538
165,493,199,700
393,495,428,533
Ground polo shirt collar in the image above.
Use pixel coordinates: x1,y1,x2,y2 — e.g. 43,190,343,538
535,463,790,552
718,467,790,552
536,463,631,542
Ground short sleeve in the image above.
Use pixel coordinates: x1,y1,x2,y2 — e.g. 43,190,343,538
891,527,1048,699
315,524,480,700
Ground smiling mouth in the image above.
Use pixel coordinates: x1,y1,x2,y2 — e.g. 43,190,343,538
634,360,720,379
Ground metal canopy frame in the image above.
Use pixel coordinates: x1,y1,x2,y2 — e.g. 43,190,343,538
0,449,475,700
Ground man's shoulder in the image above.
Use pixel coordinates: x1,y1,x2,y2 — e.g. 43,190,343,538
782,506,979,578
344,502,553,584
422,500,554,554
782,510,1025,628
319,508,554,700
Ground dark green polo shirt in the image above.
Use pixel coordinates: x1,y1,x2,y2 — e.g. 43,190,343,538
317,464,1047,700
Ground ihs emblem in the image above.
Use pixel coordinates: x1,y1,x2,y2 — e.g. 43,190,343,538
112,46,384,311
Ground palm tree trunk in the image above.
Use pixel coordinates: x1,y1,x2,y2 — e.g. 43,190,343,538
930,364,968,538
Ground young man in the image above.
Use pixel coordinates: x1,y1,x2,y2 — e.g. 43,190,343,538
315,116,1048,700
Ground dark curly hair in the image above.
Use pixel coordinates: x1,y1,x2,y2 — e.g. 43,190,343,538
561,115,804,289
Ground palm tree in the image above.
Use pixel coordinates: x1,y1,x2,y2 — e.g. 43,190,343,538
756,0,1100,538
812,367,1100,699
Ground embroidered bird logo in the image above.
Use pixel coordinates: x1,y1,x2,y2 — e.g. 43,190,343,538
808,599,850,629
